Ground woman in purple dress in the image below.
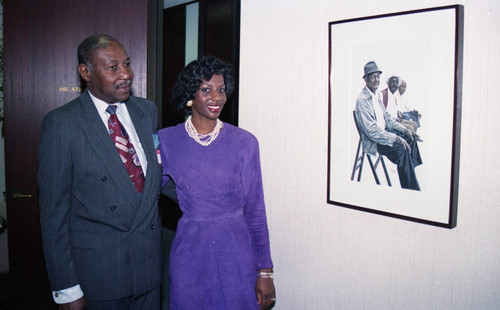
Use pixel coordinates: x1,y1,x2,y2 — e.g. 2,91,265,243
158,56,276,310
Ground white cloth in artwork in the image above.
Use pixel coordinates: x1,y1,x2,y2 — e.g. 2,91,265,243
385,90,401,119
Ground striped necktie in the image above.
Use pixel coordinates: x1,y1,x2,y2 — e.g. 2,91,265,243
106,105,145,192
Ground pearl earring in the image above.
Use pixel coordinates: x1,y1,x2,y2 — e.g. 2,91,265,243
186,100,193,107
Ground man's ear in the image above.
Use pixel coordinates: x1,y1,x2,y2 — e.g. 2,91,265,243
78,64,92,82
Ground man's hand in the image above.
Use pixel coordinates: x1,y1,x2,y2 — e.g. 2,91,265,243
404,128,415,140
58,297,87,310
397,111,404,121
395,136,411,153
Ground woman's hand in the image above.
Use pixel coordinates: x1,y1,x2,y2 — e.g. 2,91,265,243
256,270,276,310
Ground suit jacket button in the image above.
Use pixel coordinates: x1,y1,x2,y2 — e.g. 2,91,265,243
150,224,154,230
110,205,117,211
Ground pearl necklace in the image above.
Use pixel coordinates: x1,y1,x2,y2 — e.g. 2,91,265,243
185,115,224,146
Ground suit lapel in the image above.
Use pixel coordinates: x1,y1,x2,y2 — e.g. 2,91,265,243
79,90,141,204
126,98,157,193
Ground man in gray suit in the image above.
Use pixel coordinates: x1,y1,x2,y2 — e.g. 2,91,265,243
38,34,163,309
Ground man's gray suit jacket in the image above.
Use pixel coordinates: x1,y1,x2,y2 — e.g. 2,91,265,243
38,90,163,301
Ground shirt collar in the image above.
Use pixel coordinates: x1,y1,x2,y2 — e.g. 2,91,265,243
88,90,123,114
365,86,378,98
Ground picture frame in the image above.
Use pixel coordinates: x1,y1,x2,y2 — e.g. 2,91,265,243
327,5,464,228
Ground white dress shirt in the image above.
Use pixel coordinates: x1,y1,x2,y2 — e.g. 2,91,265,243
370,89,386,130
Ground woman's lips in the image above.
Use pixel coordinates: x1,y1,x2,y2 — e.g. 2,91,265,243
207,105,221,112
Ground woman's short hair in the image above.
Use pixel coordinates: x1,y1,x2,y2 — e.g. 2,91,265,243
171,56,234,115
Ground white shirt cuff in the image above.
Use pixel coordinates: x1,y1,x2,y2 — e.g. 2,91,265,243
52,284,84,304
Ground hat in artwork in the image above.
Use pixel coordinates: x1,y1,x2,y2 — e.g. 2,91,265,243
363,61,382,78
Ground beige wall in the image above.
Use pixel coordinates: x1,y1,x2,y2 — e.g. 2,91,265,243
239,0,499,309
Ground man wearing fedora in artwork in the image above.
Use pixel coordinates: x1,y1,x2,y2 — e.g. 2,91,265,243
354,61,422,190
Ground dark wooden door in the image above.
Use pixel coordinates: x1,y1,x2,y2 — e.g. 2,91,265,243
3,1,156,308
161,0,240,128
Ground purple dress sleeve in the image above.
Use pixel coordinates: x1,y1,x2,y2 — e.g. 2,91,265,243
241,135,273,270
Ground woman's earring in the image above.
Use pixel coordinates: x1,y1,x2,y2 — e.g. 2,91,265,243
186,100,193,107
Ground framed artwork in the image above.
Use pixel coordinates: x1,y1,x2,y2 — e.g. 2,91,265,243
327,5,464,228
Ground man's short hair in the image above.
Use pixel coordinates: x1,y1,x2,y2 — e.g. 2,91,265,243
77,34,119,69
